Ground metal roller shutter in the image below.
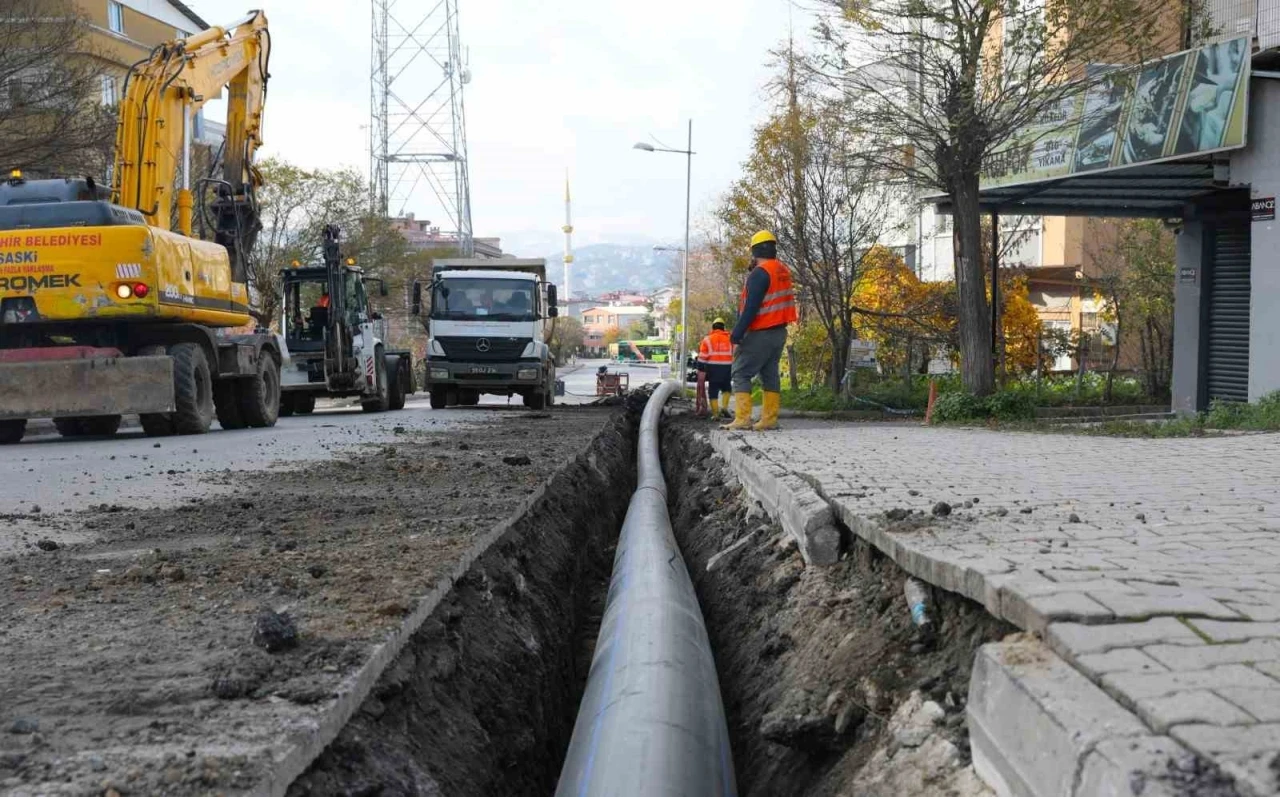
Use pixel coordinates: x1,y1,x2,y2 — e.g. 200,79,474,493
1206,223,1251,403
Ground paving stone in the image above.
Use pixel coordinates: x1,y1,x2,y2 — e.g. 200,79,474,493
1076,648,1169,676
1104,664,1280,701
1003,591,1114,633
1170,723,1280,796
1142,638,1280,671
1189,619,1280,642
1075,736,1200,797
1133,689,1256,733
1087,591,1242,621
1048,617,1201,657
1214,686,1280,722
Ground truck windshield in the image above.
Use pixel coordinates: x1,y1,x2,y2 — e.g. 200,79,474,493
432,278,538,321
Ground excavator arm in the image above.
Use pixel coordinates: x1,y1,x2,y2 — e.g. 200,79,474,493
112,10,270,282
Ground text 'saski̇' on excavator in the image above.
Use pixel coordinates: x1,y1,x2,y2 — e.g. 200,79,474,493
0,12,281,444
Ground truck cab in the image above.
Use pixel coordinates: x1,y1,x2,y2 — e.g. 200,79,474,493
414,258,558,409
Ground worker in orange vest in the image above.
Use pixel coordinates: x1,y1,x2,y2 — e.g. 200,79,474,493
697,318,734,419
722,230,798,431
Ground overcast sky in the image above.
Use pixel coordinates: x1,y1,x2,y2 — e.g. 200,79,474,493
184,0,813,256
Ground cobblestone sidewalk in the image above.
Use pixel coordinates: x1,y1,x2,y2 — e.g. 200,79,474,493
712,422,1280,795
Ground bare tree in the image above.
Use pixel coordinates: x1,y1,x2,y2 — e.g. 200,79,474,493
813,0,1194,394
0,0,116,176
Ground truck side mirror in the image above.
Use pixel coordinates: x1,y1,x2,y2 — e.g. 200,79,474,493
411,282,422,315
547,283,559,318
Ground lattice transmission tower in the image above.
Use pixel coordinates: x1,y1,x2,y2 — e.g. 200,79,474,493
370,0,473,255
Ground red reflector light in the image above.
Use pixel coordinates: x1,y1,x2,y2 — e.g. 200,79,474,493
132,283,149,298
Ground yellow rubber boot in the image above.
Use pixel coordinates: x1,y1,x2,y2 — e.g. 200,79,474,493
752,391,781,431
718,393,731,418
720,392,754,430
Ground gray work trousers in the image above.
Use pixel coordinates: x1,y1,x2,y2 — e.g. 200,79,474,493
732,325,787,393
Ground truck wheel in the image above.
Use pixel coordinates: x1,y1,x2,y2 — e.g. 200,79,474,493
169,343,214,435
0,419,26,444
214,380,247,430
527,390,547,410
279,393,296,417
458,389,480,406
387,360,407,411
238,353,281,428
429,388,447,410
361,349,390,413
294,394,316,415
53,417,85,437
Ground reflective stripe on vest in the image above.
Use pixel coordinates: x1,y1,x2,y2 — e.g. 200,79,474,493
740,259,799,331
698,330,733,364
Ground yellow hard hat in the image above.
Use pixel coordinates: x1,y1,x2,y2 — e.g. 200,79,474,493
712,317,726,326
750,230,777,248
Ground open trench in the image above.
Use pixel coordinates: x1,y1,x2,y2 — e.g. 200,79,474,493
290,402,1014,796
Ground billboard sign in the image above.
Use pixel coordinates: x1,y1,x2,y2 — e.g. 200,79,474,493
981,36,1250,190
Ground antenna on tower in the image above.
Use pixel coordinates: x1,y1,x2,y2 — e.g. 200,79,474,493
371,0,474,255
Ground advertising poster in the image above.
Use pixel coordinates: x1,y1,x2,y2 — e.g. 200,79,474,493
979,36,1250,191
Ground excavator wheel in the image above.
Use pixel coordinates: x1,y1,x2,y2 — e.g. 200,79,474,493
361,348,390,413
214,380,247,430
169,343,214,435
238,352,280,428
0,419,26,444
294,394,316,415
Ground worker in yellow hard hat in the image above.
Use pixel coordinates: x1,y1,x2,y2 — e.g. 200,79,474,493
721,230,798,432
697,318,734,419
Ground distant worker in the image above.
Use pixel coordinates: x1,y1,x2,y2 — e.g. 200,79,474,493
316,287,330,309
698,318,734,419
722,230,798,431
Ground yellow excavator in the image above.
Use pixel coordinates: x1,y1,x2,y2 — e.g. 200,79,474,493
0,11,278,443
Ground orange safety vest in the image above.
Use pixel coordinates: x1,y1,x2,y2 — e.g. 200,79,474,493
740,259,798,331
317,294,330,308
698,329,733,364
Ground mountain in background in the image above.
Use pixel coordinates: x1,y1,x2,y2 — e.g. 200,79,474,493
497,232,678,297
552,243,678,296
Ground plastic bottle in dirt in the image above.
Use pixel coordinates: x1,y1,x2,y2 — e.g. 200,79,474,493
904,577,930,628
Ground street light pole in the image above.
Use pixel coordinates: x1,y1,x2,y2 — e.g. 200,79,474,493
633,124,695,377
681,119,692,378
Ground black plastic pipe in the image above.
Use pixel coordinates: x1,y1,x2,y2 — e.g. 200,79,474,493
555,380,737,797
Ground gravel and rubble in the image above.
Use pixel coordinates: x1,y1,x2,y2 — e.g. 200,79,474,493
0,410,614,796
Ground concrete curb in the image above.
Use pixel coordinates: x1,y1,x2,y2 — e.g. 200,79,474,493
967,636,1195,797
704,428,1189,797
248,420,620,797
707,431,840,566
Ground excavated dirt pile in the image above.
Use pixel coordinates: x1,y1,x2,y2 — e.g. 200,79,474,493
662,420,1015,797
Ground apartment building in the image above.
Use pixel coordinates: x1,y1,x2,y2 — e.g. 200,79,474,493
76,0,208,109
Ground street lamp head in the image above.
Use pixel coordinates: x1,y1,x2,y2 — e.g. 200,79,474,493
632,142,655,152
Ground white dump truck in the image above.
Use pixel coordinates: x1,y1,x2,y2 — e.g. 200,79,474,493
413,258,558,409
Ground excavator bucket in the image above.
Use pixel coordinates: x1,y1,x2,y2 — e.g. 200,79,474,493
0,355,174,420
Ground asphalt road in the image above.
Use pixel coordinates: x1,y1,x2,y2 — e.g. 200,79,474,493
0,359,664,554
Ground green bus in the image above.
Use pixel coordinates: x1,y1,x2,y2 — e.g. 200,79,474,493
608,339,671,363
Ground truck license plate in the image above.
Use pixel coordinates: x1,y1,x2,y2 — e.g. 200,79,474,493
469,366,497,375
